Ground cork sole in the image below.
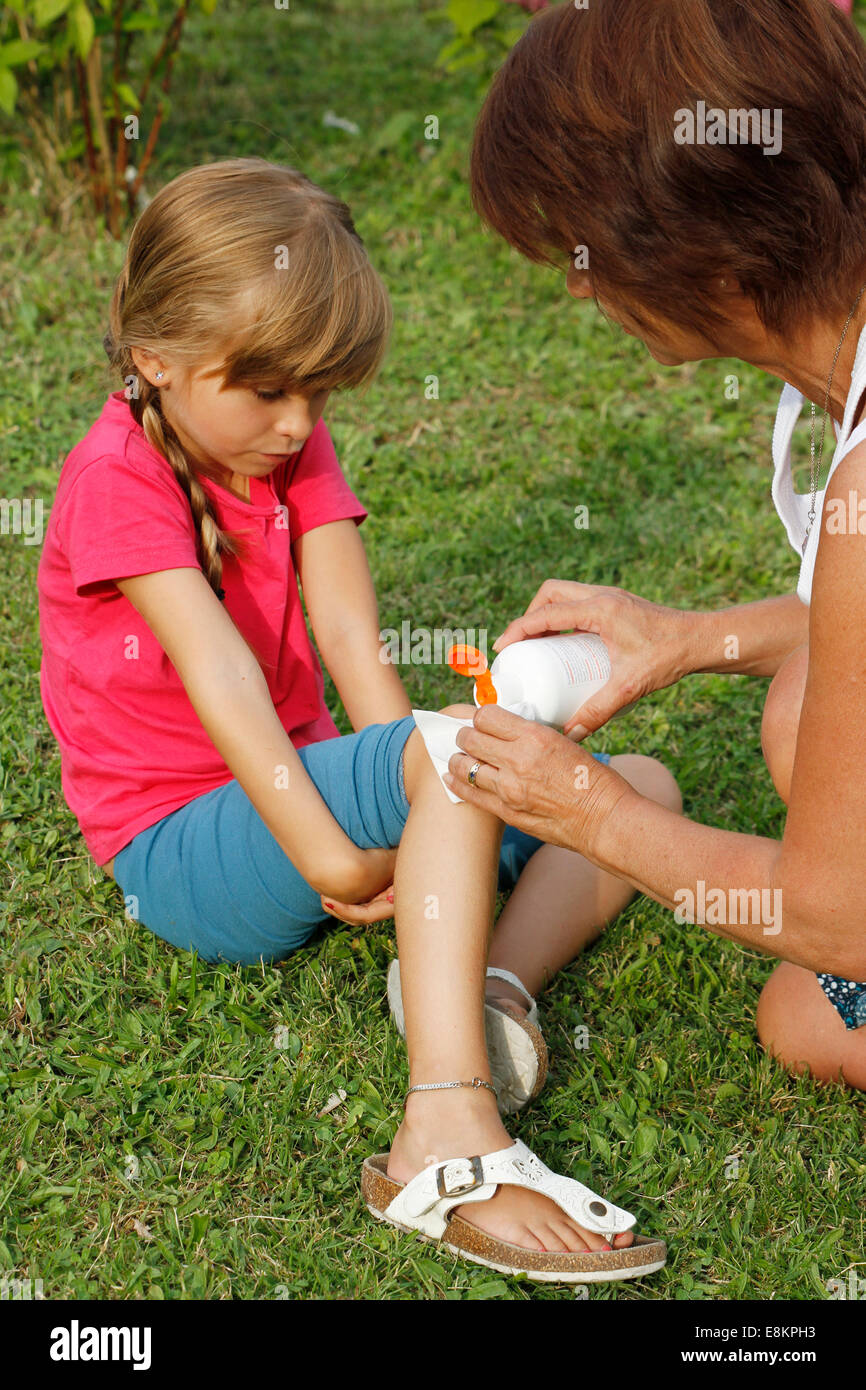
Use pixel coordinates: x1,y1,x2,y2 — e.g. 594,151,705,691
361,1154,667,1284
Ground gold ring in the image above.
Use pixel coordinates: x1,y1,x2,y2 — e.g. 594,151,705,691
467,761,481,786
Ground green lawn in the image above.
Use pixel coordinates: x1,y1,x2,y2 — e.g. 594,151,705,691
0,0,863,1300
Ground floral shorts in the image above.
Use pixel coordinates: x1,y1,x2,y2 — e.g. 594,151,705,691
816,973,866,1029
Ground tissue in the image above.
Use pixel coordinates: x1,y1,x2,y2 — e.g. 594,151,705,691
411,709,474,803
411,702,540,804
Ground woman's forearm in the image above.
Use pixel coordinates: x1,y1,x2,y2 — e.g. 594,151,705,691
681,593,809,678
593,785,848,974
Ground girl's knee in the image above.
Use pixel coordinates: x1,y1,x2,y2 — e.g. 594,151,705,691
609,752,683,815
756,960,866,1091
402,718,461,802
440,702,476,720
403,704,475,799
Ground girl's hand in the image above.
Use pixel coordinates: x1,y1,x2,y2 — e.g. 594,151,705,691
321,883,395,925
444,704,632,860
493,578,697,740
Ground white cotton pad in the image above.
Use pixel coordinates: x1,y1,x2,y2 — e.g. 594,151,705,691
411,702,540,805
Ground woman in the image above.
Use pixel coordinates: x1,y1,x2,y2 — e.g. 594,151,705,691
447,0,866,1089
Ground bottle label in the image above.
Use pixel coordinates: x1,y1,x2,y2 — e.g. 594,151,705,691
545,634,611,686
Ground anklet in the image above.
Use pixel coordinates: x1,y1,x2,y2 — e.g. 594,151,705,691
406,1077,497,1101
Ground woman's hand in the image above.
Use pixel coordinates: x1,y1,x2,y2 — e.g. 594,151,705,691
444,704,634,859
321,883,395,925
493,578,698,740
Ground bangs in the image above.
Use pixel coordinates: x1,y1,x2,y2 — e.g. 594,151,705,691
214,226,393,396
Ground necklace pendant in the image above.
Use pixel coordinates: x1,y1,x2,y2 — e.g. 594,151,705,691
801,514,815,556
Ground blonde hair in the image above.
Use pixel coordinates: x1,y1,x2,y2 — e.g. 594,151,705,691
103,157,393,598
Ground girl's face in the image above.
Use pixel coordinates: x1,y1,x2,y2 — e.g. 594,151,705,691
133,351,331,480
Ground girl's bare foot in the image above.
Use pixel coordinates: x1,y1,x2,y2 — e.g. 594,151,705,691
387,1088,635,1254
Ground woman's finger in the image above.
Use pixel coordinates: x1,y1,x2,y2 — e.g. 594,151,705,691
563,685,635,738
523,579,600,614
447,750,499,793
454,725,506,769
472,703,535,739
442,767,510,819
563,723,590,742
455,706,532,766
493,600,601,651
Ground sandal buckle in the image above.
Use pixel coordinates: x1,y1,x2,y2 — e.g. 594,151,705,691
435,1155,484,1197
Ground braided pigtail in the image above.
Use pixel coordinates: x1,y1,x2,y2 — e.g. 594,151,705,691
128,379,246,599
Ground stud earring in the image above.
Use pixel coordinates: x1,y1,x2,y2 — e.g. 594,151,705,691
155,371,164,381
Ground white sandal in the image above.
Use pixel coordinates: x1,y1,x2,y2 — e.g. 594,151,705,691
362,1137,667,1284
386,960,547,1114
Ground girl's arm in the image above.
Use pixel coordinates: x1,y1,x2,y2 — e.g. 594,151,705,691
294,518,413,730
115,566,395,903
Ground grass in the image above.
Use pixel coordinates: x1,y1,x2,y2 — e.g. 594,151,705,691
0,0,864,1301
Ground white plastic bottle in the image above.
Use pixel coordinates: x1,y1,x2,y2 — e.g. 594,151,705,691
474,633,612,728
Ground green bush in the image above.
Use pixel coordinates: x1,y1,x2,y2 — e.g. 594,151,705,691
432,0,542,78
0,0,218,236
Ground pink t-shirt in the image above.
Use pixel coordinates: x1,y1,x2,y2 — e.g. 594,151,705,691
37,389,368,867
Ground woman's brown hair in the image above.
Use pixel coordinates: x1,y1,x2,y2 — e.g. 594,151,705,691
103,157,392,598
469,0,866,344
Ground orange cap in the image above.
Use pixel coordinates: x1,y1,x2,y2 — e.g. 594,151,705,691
446,644,498,705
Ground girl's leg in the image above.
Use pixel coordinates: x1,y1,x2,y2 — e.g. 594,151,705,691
387,721,635,1253
486,754,683,1011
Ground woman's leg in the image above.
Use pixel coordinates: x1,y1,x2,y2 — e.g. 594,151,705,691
387,717,635,1253
486,754,683,1011
757,644,866,1089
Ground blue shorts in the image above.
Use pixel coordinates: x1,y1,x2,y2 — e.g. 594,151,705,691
113,713,611,967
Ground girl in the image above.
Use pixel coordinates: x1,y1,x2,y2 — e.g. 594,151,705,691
37,157,680,1283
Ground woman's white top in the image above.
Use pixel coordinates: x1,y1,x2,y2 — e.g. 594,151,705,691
771,318,866,604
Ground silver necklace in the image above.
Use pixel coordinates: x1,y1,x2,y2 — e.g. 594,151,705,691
802,282,866,556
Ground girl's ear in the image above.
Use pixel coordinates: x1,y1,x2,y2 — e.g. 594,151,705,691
129,345,166,386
